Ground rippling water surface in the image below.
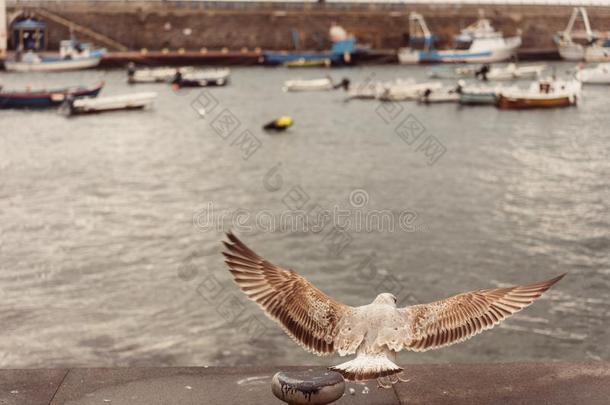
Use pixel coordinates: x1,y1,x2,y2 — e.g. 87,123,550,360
0,64,608,368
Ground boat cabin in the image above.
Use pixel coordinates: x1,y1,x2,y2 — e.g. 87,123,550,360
11,17,47,51
59,39,96,60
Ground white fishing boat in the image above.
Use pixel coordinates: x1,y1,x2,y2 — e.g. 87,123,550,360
127,65,195,84
477,63,547,81
4,40,105,72
172,68,231,88
378,80,443,102
575,63,610,84
283,77,349,92
63,92,157,115
398,13,521,64
555,7,610,62
496,79,581,109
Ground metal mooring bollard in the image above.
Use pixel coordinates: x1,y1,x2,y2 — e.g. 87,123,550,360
271,370,345,405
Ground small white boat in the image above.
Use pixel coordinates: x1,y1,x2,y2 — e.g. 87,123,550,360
63,92,157,115
575,63,610,84
4,40,105,72
128,65,195,84
427,65,477,79
172,68,231,88
418,85,461,104
496,79,581,109
477,63,546,81
283,77,349,92
345,81,387,100
378,80,443,102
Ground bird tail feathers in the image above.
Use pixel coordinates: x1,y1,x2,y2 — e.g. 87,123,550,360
329,354,403,381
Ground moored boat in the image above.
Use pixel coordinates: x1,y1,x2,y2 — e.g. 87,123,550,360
417,84,462,104
476,63,546,81
4,40,106,72
0,82,104,109
575,63,610,84
62,92,157,115
459,89,497,106
127,64,195,84
378,80,442,102
283,77,349,92
555,7,610,62
345,81,387,100
428,65,476,79
284,58,331,68
459,83,518,106
264,36,360,66
496,79,581,109
399,13,521,64
171,68,230,88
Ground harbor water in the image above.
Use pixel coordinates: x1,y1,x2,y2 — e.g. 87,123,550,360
0,64,608,368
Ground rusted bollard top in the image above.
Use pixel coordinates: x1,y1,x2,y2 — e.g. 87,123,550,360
271,370,345,405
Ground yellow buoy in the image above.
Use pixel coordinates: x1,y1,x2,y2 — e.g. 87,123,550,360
264,116,294,131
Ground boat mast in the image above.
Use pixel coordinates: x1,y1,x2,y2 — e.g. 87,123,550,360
563,7,594,44
409,12,433,52
0,0,6,58
579,7,594,43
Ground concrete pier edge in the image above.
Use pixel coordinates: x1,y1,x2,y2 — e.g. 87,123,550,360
1,362,609,405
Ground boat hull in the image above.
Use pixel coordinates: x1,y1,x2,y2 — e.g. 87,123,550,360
264,38,358,66
285,59,331,68
558,43,585,61
459,92,497,105
0,83,104,109
174,78,228,88
66,92,157,115
584,46,610,62
496,94,575,109
400,38,520,64
4,50,105,72
283,78,334,92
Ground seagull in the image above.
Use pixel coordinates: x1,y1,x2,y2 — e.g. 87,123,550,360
222,232,565,388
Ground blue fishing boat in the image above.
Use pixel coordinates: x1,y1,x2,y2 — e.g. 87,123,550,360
0,82,104,109
263,38,359,66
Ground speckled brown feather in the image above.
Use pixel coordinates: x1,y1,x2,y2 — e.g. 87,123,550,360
223,231,350,356
400,274,566,352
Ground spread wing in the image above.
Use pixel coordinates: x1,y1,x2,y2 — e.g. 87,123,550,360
396,274,565,352
222,232,352,356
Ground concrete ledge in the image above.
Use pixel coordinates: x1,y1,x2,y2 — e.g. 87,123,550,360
0,363,608,405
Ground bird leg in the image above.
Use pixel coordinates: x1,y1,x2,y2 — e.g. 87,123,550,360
376,377,392,389
397,371,411,383
388,374,399,385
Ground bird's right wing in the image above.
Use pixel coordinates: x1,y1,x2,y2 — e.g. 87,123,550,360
223,232,353,356
395,274,565,352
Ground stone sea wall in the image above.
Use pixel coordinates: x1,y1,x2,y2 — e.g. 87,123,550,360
7,1,610,52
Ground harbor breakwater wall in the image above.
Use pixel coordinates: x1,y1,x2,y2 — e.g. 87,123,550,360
8,2,610,53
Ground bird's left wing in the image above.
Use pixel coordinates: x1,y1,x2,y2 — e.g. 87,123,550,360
223,232,352,356
393,274,565,352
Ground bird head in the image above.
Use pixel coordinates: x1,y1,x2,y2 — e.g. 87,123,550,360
373,293,397,307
